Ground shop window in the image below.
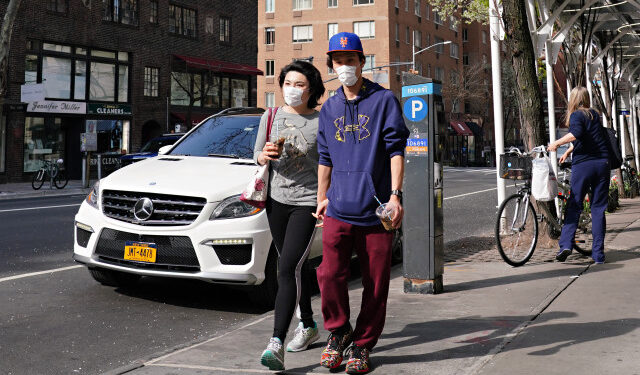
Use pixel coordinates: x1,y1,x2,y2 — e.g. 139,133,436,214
96,120,127,153
220,16,231,43
24,117,64,173
90,62,116,101
222,78,230,108
232,79,248,107
193,74,202,107
47,0,68,13
103,0,139,26
43,56,72,99
91,49,116,59
171,72,191,106
149,0,158,23
24,55,38,84
203,76,220,108
75,62,87,100
118,65,129,102
169,4,197,38
43,43,71,53
144,67,159,97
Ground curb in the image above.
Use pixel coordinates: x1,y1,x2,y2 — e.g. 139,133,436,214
0,188,91,201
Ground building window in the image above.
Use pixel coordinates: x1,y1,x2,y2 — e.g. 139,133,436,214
353,21,375,39
414,0,420,16
396,56,400,74
462,28,468,42
43,56,72,99
462,54,469,66
405,26,410,44
47,0,67,13
482,30,487,44
434,36,444,54
353,0,374,4
424,3,429,19
220,16,231,43
434,66,444,81
449,16,459,31
328,23,338,39
293,0,312,10
395,0,399,8
265,92,275,107
24,55,38,84
405,0,409,11
483,54,488,65
450,43,459,59
363,55,375,73
328,0,338,7
149,0,158,23
169,4,197,38
434,11,443,25
265,27,275,44
144,67,159,97
425,33,430,46
293,25,313,43
266,0,275,12
103,0,138,26
266,60,275,77
395,23,399,42
413,30,421,48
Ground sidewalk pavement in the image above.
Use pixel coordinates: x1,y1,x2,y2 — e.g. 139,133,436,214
0,180,92,200
110,198,640,375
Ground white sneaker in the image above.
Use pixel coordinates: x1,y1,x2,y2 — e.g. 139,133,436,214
286,322,319,352
261,337,284,370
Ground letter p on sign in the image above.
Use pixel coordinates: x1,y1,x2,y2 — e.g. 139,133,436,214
403,97,428,122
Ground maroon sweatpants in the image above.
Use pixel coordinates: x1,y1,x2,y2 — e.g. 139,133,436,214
316,215,393,350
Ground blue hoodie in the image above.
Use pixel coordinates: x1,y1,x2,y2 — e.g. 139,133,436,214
318,79,409,226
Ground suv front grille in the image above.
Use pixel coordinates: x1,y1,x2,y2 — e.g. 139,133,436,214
94,228,200,272
102,190,207,226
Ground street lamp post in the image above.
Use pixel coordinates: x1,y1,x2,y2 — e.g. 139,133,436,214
412,36,452,72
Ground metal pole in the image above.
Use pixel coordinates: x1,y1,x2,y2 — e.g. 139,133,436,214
412,32,415,72
489,0,506,207
546,41,558,175
586,44,593,104
97,154,102,180
634,96,640,169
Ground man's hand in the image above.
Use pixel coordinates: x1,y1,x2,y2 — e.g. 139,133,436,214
388,195,404,229
312,198,329,227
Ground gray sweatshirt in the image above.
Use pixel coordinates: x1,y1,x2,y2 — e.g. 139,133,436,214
253,109,319,207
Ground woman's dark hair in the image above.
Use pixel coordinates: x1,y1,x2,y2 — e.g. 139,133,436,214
278,60,325,109
326,52,366,69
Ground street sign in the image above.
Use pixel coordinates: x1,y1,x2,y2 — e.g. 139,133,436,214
80,133,98,152
403,97,428,122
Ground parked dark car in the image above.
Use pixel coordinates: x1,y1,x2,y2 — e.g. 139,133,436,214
119,133,184,168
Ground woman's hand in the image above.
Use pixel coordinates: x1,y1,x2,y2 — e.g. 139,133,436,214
257,142,280,165
547,141,558,152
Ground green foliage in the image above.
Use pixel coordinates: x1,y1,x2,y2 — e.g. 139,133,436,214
426,0,489,24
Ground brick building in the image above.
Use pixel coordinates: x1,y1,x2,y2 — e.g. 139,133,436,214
0,0,260,182
256,0,491,165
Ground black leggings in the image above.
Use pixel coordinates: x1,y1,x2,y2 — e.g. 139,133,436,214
266,198,317,341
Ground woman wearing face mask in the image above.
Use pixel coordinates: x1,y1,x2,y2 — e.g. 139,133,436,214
254,60,325,371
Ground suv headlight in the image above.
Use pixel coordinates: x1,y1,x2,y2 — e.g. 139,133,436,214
210,195,262,220
86,181,100,209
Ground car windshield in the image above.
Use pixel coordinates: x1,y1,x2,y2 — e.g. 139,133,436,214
139,137,179,153
169,115,260,159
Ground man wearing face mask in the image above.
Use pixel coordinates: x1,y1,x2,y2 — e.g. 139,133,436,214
314,32,409,374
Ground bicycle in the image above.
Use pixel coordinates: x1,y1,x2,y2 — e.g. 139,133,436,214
621,155,640,197
31,158,69,190
495,146,592,266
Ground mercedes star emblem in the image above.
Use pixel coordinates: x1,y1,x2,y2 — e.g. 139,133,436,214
133,198,154,221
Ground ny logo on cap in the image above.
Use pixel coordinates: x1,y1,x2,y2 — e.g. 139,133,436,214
340,37,348,48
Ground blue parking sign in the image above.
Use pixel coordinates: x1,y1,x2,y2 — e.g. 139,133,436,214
403,97,428,122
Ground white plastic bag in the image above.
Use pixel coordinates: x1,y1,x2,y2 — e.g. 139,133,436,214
240,164,269,208
531,153,558,201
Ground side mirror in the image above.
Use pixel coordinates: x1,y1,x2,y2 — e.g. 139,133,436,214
158,145,173,155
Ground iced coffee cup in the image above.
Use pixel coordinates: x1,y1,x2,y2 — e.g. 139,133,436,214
375,203,396,231
270,134,286,158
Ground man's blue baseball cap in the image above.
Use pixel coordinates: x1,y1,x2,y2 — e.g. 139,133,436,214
327,32,363,54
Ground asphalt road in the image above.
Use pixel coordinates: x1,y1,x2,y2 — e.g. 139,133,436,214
0,167,505,375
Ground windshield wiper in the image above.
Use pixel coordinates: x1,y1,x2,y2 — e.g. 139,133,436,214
208,153,239,158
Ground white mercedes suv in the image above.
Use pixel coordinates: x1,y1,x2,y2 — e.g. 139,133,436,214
72,108,322,305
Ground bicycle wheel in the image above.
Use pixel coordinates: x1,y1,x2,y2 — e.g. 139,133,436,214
31,169,45,190
54,169,68,189
495,193,538,267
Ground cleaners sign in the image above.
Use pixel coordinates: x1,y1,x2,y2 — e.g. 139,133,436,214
87,103,132,116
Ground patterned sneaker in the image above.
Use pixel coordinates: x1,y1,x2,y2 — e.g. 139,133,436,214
320,326,353,369
260,337,284,371
287,322,320,352
345,344,371,374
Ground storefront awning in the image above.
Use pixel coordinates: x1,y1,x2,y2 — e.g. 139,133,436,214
171,112,213,125
465,122,483,137
173,54,264,76
450,121,474,136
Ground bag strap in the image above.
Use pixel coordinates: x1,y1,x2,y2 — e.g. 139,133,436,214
265,107,279,141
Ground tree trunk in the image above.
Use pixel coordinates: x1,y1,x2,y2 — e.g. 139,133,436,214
501,0,547,151
0,0,24,121
622,115,636,170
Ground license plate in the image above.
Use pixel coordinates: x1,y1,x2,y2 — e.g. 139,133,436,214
124,241,157,263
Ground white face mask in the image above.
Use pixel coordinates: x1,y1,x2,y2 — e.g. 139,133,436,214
336,65,358,87
283,86,305,107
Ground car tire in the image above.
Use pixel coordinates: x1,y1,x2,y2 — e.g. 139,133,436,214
89,268,141,287
391,228,403,265
250,244,279,309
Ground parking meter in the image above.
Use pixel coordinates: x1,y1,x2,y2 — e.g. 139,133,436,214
401,73,445,294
